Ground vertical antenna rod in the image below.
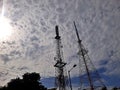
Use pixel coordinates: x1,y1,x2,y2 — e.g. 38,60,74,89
55,26,60,39
73,21,81,43
73,21,94,90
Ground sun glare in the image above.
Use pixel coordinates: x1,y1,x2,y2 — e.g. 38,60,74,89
0,0,13,41
0,17,13,41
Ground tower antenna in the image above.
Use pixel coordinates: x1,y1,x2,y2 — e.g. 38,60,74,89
54,25,67,90
74,21,105,90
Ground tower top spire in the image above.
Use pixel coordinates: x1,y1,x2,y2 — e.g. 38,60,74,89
55,25,60,39
73,21,82,43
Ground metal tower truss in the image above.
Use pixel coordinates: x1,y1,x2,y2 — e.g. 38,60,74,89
74,22,105,90
54,25,67,90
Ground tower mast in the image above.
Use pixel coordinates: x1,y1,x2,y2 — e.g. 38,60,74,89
54,25,67,90
74,22,94,90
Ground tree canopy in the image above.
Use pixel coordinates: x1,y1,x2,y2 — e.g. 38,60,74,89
0,72,47,90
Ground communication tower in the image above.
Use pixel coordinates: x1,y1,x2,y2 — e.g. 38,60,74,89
74,22,106,90
54,26,67,90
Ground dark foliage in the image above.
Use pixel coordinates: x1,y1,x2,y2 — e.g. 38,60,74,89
101,86,107,90
112,87,120,90
0,72,47,90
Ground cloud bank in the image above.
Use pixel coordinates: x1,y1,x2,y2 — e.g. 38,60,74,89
0,0,119,87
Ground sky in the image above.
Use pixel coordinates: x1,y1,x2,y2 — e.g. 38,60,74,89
0,0,120,89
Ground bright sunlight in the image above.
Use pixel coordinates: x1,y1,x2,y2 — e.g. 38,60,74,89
0,1,13,41
0,16,13,41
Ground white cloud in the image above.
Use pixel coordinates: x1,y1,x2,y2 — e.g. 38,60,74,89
0,0,119,87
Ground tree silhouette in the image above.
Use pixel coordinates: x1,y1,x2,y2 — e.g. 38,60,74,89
101,86,107,90
112,87,118,90
0,72,47,90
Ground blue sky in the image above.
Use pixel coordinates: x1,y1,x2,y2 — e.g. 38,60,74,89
0,0,120,89
41,68,120,89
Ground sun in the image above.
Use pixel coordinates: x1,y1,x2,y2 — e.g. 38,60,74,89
0,16,13,41
0,0,13,41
